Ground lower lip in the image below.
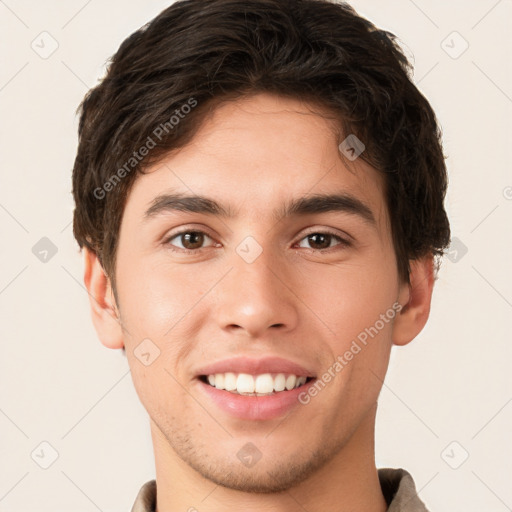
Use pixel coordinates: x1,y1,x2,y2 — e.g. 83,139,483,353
196,378,317,421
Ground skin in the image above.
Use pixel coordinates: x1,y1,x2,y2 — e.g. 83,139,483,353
84,93,434,512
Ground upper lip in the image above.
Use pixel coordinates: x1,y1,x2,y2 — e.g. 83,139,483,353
195,356,317,378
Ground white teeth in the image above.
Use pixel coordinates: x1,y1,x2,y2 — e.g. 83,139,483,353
214,373,224,390
204,372,310,394
285,374,297,390
223,372,237,391
274,373,286,392
236,373,255,393
255,374,274,394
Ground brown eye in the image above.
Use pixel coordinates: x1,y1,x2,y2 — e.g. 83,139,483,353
297,231,349,251
306,233,332,249
166,230,215,251
181,232,204,249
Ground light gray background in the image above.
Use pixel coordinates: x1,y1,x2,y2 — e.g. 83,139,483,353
1,1,511,511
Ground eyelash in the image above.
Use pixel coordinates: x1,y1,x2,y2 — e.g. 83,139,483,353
296,229,351,251
163,228,351,254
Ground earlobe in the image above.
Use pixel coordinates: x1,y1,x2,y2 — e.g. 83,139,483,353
83,248,125,349
392,255,435,346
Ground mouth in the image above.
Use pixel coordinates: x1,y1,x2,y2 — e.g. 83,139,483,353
196,373,317,421
197,373,316,396
193,356,318,420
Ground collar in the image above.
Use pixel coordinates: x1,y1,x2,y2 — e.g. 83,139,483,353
378,468,430,511
131,468,429,512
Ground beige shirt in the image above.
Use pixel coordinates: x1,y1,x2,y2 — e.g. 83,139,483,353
131,468,430,511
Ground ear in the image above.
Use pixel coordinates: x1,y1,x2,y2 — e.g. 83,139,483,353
392,255,435,346
83,248,124,349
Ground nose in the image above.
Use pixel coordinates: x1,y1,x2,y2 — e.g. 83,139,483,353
214,247,299,338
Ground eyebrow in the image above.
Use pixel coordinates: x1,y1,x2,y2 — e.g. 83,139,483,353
143,192,376,225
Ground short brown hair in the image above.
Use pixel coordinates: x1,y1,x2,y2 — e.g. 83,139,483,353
72,0,450,291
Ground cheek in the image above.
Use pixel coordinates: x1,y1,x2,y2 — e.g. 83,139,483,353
301,250,399,410
116,252,210,340
314,272,398,419
116,258,202,414
299,251,399,343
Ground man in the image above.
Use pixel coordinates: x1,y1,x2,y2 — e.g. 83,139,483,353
71,0,450,510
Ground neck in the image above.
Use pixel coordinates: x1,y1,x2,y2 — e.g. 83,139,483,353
151,405,387,512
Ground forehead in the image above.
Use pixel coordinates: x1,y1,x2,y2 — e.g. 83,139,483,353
125,93,389,230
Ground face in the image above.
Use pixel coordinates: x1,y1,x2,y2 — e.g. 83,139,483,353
112,93,408,492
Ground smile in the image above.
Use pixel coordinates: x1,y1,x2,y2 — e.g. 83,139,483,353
199,372,314,396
